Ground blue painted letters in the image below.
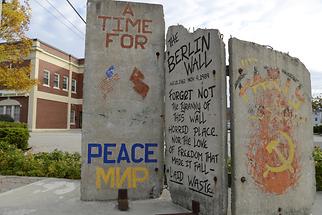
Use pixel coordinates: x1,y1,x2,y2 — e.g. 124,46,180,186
87,143,158,164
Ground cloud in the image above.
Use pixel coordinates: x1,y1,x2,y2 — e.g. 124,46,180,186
311,71,322,96
28,0,86,57
27,0,322,92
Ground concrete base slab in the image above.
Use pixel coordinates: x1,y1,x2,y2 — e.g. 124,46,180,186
0,177,321,215
0,176,42,193
0,178,189,215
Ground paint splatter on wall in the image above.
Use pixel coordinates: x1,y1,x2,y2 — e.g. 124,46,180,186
99,65,120,99
130,67,149,98
237,65,306,195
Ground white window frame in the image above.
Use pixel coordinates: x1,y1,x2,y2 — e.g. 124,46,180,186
53,73,60,89
70,110,76,125
43,70,50,87
62,76,69,91
71,79,77,93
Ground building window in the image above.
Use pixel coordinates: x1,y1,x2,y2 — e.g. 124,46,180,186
70,110,76,124
13,106,20,122
5,105,11,116
71,79,77,93
53,73,60,89
316,117,318,122
63,76,68,91
0,105,20,122
43,70,50,87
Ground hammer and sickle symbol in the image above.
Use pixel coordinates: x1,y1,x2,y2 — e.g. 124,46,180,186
263,131,295,178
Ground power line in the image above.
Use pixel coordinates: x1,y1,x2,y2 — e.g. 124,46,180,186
33,0,84,40
65,0,86,24
44,0,85,36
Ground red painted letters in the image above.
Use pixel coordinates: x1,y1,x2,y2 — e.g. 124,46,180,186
98,4,152,49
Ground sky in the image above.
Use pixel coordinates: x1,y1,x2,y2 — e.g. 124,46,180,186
28,0,322,96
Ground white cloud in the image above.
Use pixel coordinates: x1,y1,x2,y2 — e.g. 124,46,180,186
28,0,322,91
28,0,86,57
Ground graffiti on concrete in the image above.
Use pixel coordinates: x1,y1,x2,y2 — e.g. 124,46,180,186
168,32,179,48
130,107,153,126
99,65,120,99
97,3,153,49
167,32,212,76
87,143,157,190
130,67,149,98
240,57,258,69
238,65,306,195
165,29,223,199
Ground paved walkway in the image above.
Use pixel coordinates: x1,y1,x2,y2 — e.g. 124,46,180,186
0,176,41,193
314,134,322,148
0,178,189,215
0,177,321,215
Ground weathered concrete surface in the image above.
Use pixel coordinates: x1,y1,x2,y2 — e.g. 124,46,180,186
1,177,322,214
0,176,42,193
165,26,227,215
82,0,164,200
0,178,190,215
229,38,315,215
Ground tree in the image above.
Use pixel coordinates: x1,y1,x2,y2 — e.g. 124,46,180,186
312,96,322,112
0,0,37,91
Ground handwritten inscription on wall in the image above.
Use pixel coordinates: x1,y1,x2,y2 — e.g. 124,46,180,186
97,4,152,49
165,29,223,199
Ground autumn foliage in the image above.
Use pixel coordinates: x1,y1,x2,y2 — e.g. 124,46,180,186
0,0,37,91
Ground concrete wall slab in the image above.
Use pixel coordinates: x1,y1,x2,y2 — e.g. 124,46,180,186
229,38,315,215
82,0,165,201
165,25,227,215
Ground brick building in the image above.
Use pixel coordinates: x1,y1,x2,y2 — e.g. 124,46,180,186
0,39,84,130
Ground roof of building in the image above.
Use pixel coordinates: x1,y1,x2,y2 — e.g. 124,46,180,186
32,39,84,65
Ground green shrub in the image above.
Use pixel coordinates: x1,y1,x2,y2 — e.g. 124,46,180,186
0,127,29,150
0,140,16,151
0,145,26,175
314,146,322,191
0,145,81,179
0,121,27,128
314,125,322,134
0,114,14,122
33,150,81,179
314,126,318,134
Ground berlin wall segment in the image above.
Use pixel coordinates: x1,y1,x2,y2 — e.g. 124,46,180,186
165,25,227,215
82,0,165,201
229,38,315,215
